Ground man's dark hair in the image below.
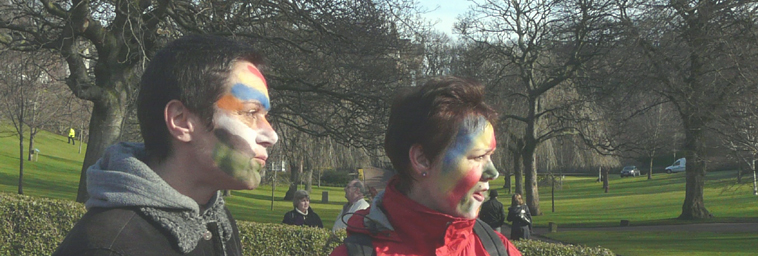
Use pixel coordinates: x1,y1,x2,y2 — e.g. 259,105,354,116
138,35,264,162
384,76,498,193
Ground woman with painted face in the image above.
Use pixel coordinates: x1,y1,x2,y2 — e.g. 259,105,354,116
282,190,323,228
330,77,521,256
507,194,532,240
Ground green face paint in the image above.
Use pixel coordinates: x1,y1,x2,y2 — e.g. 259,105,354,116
212,140,262,184
212,128,262,186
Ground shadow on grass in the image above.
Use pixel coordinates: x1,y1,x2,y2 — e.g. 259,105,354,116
232,191,348,206
40,153,86,166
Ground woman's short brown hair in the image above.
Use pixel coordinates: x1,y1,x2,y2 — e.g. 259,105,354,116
384,76,497,193
511,193,525,207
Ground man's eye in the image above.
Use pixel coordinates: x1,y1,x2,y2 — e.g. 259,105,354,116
239,109,259,117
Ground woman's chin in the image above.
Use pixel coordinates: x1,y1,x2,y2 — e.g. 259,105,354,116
453,208,480,219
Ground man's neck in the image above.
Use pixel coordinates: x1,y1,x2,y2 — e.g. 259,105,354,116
348,196,363,205
150,156,217,206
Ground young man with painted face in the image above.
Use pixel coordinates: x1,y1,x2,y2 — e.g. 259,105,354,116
53,35,278,256
330,77,521,256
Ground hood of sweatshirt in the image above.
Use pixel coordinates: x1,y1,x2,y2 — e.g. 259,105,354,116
85,142,233,254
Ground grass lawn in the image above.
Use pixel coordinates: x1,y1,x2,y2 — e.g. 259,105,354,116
2,125,757,254
546,231,758,256
485,172,758,228
485,168,758,256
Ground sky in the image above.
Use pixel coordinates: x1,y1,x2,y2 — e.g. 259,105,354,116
416,0,473,38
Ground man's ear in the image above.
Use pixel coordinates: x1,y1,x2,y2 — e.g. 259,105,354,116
409,144,431,175
165,100,195,142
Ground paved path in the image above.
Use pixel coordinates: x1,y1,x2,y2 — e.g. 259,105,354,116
501,222,758,244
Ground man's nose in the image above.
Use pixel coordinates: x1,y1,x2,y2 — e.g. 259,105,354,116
257,118,278,147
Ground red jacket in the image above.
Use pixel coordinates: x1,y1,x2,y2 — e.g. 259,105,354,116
330,179,521,256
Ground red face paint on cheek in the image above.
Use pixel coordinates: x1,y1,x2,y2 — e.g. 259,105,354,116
446,166,481,210
490,133,497,150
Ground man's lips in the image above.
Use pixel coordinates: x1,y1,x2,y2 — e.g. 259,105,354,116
254,155,267,165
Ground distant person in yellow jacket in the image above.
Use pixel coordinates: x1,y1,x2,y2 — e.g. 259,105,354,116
68,128,76,145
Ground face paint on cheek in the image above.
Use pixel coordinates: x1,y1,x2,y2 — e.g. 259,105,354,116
212,129,261,181
436,116,494,216
211,114,263,185
446,166,481,211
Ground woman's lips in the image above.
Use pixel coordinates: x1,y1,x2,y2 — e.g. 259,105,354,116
473,190,486,202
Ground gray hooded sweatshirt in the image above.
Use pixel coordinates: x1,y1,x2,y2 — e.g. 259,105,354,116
85,142,234,254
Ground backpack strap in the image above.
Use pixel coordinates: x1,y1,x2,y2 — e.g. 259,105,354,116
474,219,509,256
344,233,376,256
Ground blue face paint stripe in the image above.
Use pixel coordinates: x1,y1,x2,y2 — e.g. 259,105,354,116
441,116,488,173
231,83,271,110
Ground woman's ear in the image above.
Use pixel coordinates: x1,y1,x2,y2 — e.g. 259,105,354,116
165,100,195,142
409,144,431,175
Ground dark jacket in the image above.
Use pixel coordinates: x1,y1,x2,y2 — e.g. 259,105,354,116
479,197,505,230
282,207,324,228
53,207,242,256
53,143,243,256
507,205,532,240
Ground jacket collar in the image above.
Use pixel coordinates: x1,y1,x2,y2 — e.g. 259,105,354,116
140,192,233,254
351,177,477,245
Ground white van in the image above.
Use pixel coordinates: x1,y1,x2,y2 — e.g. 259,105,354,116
665,158,686,174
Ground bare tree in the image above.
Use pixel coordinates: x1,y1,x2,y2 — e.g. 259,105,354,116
0,51,60,194
457,0,620,215
618,0,758,219
0,0,424,202
715,79,758,195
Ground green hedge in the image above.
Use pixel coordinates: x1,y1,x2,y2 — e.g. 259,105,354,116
1,192,613,256
512,239,615,256
0,193,86,256
237,222,346,255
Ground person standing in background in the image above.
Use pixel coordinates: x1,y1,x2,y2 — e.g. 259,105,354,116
283,190,324,228
332,179,370,232
68,128,76,145
507,193,532,240
479,190,505,232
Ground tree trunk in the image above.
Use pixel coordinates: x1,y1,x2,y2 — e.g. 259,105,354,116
522,140,541,216
602,168,609,193
648,156,654,180
503,170,511,194
18,111,24,195
75,93,128,203
305,157,313,192
522,97,541,216
27,129,35,161
283,159,302,201
513,148,523,195
678,119,711,220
